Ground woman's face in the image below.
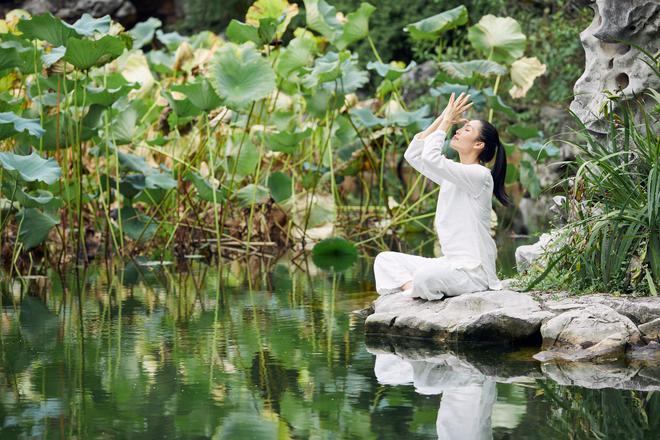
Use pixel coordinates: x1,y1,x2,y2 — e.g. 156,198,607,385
449,119,485,155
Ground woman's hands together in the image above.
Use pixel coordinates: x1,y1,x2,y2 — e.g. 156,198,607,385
417,92,473,140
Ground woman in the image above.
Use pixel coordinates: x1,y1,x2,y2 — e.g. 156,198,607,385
374,92,511,300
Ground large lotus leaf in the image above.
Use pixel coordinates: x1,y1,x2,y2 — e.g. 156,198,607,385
430,84,486,108
483,88,515,117
16,13,80,46
404,5,468,41
134,173,177,205
162,91,202,123
385,104,431,128
438,60,507,79
208,42,276,109
301,51,343,87
63,35,125,70
275,29,317,77
331,57,369,94
367,60,416,81
303,0,342,41
0,151,61,184
71,14,111,36
236,183,270,207
267,171,292,202
16,208,60,249
117,150,151,174
311,237,357,271
0,41,40,73
302,51,368,93
262,127,312,154
74,82,138,107
506,124,542,140
246,0,299,36
0,174,61,208
467,15,526,64
130,17,162,49
109,105,138,145
226,19,261,45
348,107,387,128
334,2,376,50
170,78,221,112
519,140,559,160
42,45,66,67
509,56,546,99
119,205,157,241
0,112,44,139
226,137,260,179
156,30,187,51
184,171,227,203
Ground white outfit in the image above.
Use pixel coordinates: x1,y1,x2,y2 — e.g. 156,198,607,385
374,129,503,300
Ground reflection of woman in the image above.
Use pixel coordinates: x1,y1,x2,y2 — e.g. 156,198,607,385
374,353,497,440
374,92,511,300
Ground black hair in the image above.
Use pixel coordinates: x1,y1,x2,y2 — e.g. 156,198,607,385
476,119,512,207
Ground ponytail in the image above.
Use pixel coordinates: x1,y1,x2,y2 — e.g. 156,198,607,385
476,119,512,207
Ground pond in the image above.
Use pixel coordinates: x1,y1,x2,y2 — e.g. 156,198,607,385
1,246,658,439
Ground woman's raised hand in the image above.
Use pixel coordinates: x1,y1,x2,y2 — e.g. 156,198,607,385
443,92,473,125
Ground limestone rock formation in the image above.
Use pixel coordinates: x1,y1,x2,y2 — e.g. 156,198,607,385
569,0,660,134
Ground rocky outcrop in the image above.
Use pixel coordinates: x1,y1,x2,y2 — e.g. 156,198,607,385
534,304,641,362
569,0,660,134
364,290,552,343
362,288,660,363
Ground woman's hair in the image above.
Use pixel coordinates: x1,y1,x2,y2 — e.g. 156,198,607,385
476,119,512,207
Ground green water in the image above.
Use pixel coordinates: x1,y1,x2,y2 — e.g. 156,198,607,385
0,253,657,439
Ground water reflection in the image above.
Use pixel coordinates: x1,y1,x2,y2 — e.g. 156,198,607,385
374,353,496,439
0,259,658,439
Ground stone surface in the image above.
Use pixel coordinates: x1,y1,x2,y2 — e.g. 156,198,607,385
543,294,660,325
639,317,660,342
535,304,641,362
364,290,553,344
569,0,660,134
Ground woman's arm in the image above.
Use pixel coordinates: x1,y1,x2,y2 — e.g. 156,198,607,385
403,107,448,175
420,129,490,196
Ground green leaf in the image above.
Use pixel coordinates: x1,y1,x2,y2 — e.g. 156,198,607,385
404,5,468,41
226,137,260,180
119,205,157,241
349,107,387,128
17,13,80,46
156,30,187,51
519,159,541,198
334,2,376,50
226,20,261,44
0,112,45,139
506,124,542,140
208,42,276,109
366,60,416,81
130,17,162,48
63,35,126,70
16,208,59,249
312,237,358,271
71,14,111,36
236,184,270,207
171,78,221,112
437,60,507,79
184,171,227,203
519,140,560,160
0,151,61,184
303,0,342,41
246,0,299,36
467,15,526,64
268,171,292,202
261,127,312,154
109,106,139,145
275,29,317,77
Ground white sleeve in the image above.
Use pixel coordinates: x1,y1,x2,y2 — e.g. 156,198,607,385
420,129,490,196
403,132,426,176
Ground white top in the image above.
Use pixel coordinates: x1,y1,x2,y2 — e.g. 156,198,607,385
404,129,503,290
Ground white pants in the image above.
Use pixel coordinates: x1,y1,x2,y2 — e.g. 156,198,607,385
373,251,489,300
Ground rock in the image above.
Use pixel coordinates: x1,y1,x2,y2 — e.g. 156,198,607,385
569,0,660,134
514,227,566,273
639,317,660,342
543,294,660,325
534,304,641,362
365,290,553,344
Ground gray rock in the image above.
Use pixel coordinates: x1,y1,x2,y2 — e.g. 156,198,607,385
639,317,660,342
365,290,553,343
514,227,566,273
543,294,660,325
569,0,660,134
534,304,641,362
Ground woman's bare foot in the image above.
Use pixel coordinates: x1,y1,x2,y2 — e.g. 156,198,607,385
400,281,412,291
